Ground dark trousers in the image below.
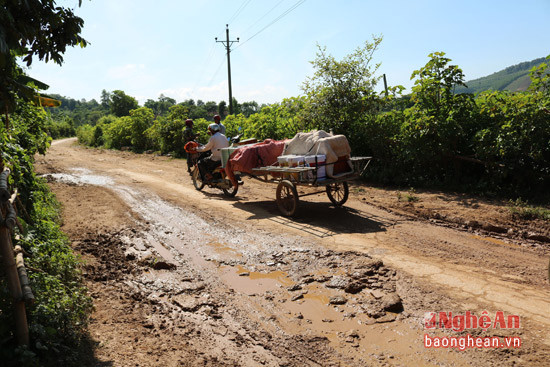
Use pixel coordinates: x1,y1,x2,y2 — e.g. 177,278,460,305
198,156,220,180
187,152,199,171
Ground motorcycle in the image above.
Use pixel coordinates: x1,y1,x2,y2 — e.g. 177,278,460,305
187,134,243,198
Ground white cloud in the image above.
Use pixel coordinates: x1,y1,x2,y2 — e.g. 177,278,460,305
106,64,146,80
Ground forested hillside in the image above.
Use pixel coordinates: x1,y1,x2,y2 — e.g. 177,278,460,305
46,91,264,128
455,57,546,94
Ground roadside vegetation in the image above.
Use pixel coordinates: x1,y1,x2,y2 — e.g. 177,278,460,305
1,103,92,365
1,1,92,365
508,199,550,221
74,40,550,202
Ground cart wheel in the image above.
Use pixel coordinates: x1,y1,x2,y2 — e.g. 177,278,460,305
192,167,204,191
276,180,299,217
326,181,349,206
222,184,238,197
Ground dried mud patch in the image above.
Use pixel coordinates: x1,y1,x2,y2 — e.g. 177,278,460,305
74,229,354,366
350,185,550,247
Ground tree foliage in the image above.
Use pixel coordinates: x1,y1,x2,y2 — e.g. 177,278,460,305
73,47,549,200
110,90,139,117
1,100,92,365
0,0,87,113
300,36,383,136
0,2,92,363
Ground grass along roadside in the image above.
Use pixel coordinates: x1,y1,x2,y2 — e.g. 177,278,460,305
509,199,550,221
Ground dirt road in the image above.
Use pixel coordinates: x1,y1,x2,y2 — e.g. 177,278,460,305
36,138,550,366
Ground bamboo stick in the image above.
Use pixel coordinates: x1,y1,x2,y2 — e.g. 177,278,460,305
9,188,18,204
14,244,34,303
15,250,34,303
0,168,10,203
0,218,29,345
5,202,16,230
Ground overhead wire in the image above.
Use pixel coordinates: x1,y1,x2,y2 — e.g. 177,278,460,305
227,0,253,25
233,0,306,51
191,41,218,95
240,0,285,36
206,57,227,87
199,0,306,96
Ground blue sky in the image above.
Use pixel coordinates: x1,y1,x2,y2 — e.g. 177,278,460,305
24,0,550,105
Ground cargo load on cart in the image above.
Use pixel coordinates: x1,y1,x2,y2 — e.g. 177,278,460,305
219,130,372,216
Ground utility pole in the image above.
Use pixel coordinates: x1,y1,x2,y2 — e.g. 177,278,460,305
215,25,239,115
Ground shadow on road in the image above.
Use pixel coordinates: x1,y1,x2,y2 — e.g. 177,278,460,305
75,334,114,367
233,199,392,238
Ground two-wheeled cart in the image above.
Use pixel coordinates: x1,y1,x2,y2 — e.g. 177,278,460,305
246,156,372,216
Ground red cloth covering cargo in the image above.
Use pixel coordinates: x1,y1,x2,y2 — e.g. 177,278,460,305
225,139,286,186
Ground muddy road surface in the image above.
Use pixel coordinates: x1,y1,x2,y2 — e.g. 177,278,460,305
35,138,550,366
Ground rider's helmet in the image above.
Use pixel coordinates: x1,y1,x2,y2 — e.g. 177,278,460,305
213,115,221,123
208,123,220,134
185,119,193,127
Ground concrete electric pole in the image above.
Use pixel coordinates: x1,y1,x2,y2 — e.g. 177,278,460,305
215,25,239,115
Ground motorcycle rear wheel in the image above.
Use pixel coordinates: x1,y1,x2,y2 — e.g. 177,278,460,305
192,167,205,191
222,184,238,197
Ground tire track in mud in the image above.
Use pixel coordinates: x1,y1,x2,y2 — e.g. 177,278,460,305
46,168,470,366
109,166,550,345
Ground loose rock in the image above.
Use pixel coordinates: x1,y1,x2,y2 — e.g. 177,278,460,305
380,293,403,313
329,296,347,305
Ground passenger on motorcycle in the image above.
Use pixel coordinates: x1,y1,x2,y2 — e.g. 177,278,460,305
184,119,197,173
196,123,229,181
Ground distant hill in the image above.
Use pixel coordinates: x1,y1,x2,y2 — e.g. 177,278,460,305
454,57,547,94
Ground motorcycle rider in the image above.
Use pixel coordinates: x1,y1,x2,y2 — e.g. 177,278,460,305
213,114,226,135
196,123,229,181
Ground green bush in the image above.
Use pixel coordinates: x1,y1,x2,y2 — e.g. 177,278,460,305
76,124,93,146
47,117,76,139
74,51,550,200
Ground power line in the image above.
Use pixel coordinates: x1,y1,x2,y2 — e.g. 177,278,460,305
191,42,217,94
227,0,253,25
234,0,306,51
206,57,226,87
241,0,285,35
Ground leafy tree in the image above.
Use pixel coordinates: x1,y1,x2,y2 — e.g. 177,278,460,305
146,104,190,156
167,104,189,121
204,101,219,118
110,90,139,117
241,101,259,117
100,89,111,109
218,100,228,118
300,36,384,136
144,94,176,117
410,52,467,118
231,97,241,115
104,116,132,148
0,0,87,114
128,107,154,150
92,125,104,147
529,55,550,102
